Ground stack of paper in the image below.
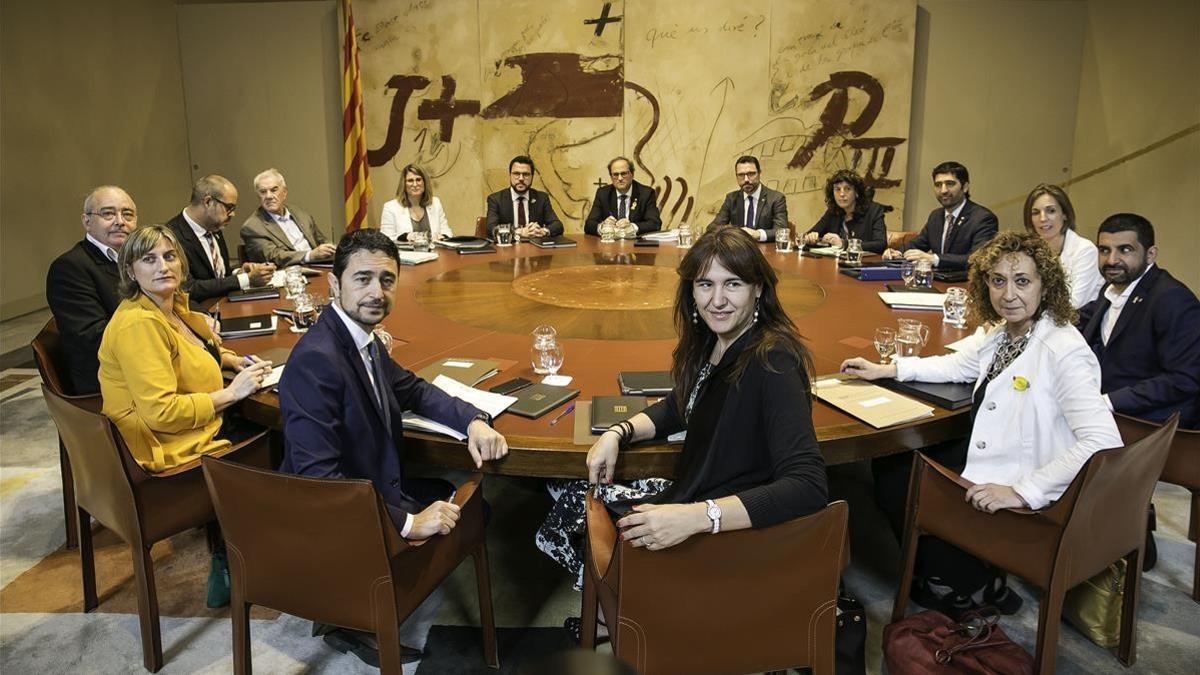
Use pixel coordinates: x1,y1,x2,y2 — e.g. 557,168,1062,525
878,291,947,311
642,230,679,242
398,251,439,265
812,376,935,428
402,374,518,440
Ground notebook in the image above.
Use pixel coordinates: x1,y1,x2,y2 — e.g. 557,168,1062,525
508,383,580,419
218,314,277,338
398,251,439,265
618,371,673,395
434,236,493,251
812,375,935,428
878,291,947,311
416,358,500,387
529,235,578,249
878,379,975,410
590,396,649,433
226,287,281,302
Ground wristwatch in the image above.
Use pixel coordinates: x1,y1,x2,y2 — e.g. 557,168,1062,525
704,499,722,534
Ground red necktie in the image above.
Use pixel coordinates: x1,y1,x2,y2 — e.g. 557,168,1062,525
517,196,527,226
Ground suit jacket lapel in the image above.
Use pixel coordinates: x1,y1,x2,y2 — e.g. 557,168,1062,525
322,311,391,428
257,208,294,249
1108,267,1157,347
175,221,218,277
944,201,972,251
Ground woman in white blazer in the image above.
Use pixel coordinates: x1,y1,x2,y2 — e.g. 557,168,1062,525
379,164,453,241
842,231,1121,617
1023,184,1104,308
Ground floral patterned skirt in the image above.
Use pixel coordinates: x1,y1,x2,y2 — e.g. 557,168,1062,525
535,478,672,590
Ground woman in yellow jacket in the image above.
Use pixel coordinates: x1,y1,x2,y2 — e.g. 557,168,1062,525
98,224,273,606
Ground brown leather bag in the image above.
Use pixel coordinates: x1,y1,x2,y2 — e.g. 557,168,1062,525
883,609,1033,675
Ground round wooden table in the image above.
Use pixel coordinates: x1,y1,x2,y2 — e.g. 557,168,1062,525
224,237,973,479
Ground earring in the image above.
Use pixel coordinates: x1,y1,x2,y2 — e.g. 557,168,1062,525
691,308,698,325
753,300,760,324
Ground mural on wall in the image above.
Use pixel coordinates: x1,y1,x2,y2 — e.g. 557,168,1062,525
356,0,915,233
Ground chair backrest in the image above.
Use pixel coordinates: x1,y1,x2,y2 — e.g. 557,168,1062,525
40,385,139,540
474,216,488,239
1115,413,1199,490
201,455,397,631
613,501,849,675
31,318,70,396
1060,415,1178,583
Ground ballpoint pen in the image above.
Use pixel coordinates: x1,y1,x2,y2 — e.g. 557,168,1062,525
549,402,576,426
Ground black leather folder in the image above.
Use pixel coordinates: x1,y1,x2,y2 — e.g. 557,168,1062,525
878,378,974,410
508,383,580,419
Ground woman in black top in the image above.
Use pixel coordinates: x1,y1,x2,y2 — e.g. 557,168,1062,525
803,169,888,253
586,226,829,549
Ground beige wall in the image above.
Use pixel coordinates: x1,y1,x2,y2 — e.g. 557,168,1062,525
3,0,1197,322
0,0,193,319
1067,0,1200,292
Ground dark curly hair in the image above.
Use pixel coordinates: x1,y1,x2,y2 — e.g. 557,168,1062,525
965,231,1077,327
823,170,871,219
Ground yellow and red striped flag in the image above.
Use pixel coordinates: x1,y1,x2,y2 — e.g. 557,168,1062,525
341,0,372,232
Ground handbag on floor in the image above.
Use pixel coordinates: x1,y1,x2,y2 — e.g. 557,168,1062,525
835,592,866,675
1062,558,1125,648
883,608,1033,675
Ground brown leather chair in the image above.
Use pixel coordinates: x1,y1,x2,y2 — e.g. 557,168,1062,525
891,416,1179,674
474,216,488,239
201,457,499,674
580,491,849,675
30,317,79,549
41,385,273,672
1115,413,1200,601
887,230,917,249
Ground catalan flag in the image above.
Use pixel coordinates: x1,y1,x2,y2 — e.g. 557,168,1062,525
341,0,371,232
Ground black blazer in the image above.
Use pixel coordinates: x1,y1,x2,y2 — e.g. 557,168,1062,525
807,202,888,253
708,185,790,240
1077,265,1200,429
583,181,662,236
165,213,241,302
903,199,998,270
45,240,122,394
484,187,563,238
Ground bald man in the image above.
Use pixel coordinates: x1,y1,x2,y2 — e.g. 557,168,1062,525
46,186,137,394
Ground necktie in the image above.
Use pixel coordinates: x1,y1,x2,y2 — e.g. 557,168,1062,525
367,340,392,428
517,196,527,226
941,212,954,254
618,194,627,220
204,232,225,277
105,248,118,263
745,195,756,229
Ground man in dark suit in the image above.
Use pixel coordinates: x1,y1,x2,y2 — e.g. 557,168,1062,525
278,229,508,663
45,185,136,394
707,155,789,242
583,156,662,237
241,168,336,267
164,174,275,304
884,161,998,270
484,155,563,239
1078,214,1200,429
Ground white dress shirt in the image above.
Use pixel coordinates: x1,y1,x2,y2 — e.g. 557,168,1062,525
743,186,767,241
1098,263,1153,410
85,233,119,262
181,210,250,290
329,301,414,537
269,209,314,257
511,187,532,226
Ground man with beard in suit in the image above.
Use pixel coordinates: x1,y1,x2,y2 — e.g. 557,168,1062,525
708,155,790,242
164,174,275,303
484,155,563,240
884,161,998,270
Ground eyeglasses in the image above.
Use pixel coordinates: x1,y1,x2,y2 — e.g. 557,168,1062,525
209,196,237,215
736,171,759,180
510,171,532,178
610,171,632,178
86,209,137,223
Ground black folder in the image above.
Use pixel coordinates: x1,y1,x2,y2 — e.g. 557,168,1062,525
507,383,580,419
617,371,673,396
226,287,280,302
590,396,649,433
529,235,578,248
878,378,974,410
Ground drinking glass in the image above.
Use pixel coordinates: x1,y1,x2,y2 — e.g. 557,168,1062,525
410,230,430,252
943,287,968,328
538,341,564,375
874,327,897,364
291,292,319,329
775,227,792,253
914,260,934,288
284,266,306,300
676,223,694,248
495,223,513,247
531,324,561,375
599,219,617,243
900,261,916,288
